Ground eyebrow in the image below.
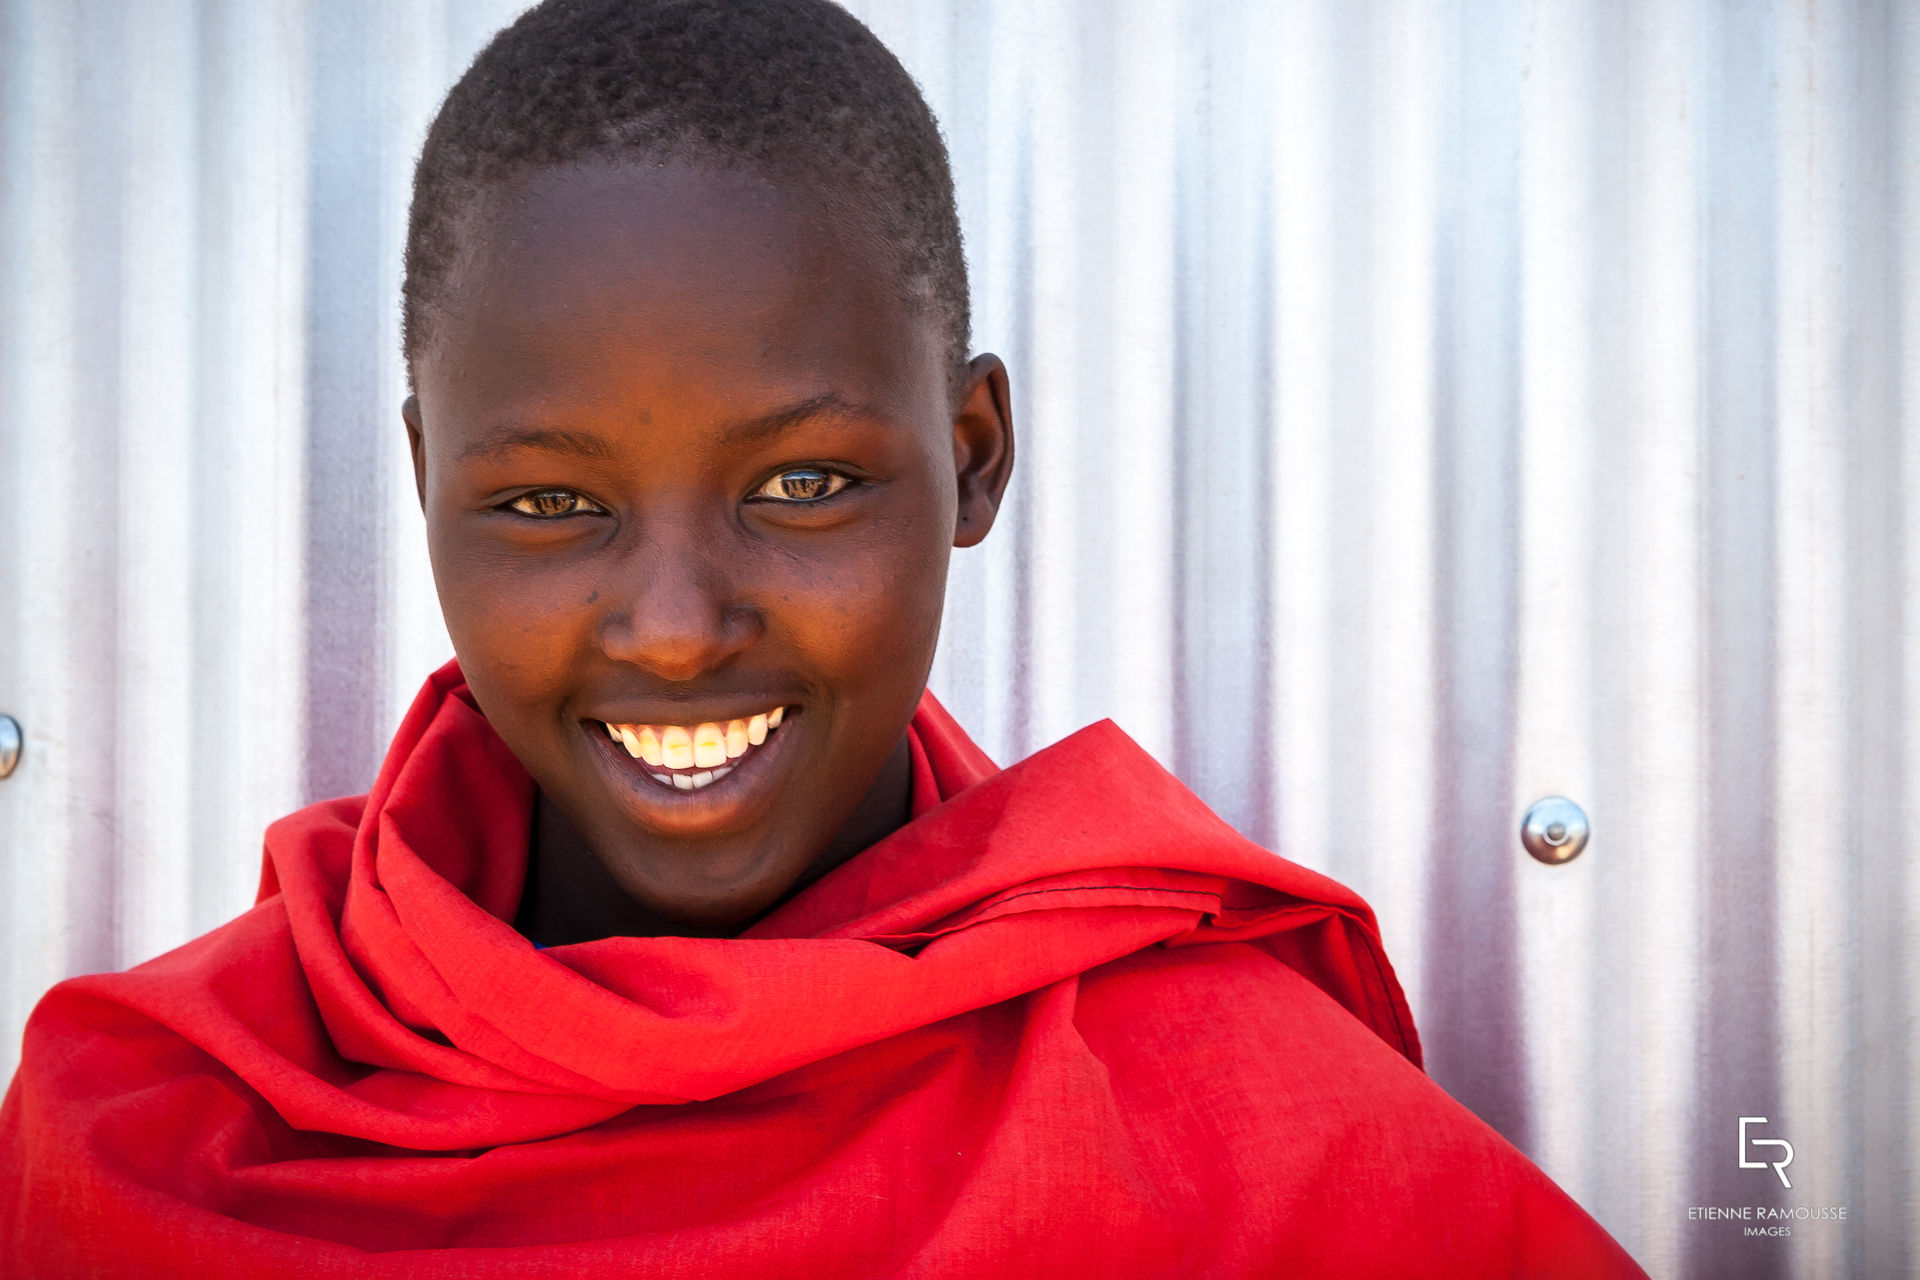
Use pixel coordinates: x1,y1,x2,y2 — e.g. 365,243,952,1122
457,426,617,464
459,394,894,464
717,392,893,444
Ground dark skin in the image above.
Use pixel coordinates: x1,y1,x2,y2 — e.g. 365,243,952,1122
405,160,1013,942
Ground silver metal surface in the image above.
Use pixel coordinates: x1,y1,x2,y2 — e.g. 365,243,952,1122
1520,796,1590,865
2,3,1915,1276
0,716,19,779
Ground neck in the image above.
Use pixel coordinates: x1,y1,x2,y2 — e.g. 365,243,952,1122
514,732,914,944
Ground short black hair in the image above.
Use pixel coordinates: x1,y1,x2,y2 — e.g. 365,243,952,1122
402,0,969,392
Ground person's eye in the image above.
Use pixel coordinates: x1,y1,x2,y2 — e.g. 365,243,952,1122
750,468,853,503
503,489,605,518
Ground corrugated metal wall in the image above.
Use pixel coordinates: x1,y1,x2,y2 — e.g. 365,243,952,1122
1,2,1914,1275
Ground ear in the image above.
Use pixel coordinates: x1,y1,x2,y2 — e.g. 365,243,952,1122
951,353,1014,548
402,395,427,511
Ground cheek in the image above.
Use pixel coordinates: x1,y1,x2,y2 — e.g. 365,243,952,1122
428,527,599,700
778,500,950,692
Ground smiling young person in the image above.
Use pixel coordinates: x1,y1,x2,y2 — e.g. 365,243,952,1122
422,153,1000,945
0,2,1644,1276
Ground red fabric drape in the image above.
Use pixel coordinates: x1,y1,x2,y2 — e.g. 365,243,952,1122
1,661,1644,1277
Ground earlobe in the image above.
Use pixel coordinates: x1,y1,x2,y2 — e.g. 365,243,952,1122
402,395,428,511
951,354,1014,549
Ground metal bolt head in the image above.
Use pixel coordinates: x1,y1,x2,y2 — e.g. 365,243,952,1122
1521,796,1589,864
0,715,19,779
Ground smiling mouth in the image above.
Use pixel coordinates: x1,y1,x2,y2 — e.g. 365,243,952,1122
598,707,788,791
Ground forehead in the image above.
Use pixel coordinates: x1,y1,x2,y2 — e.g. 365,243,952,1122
417,160,944,429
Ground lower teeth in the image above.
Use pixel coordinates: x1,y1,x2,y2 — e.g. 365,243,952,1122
648,763,734,791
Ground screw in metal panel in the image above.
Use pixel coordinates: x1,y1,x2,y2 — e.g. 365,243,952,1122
1521,796,1589,865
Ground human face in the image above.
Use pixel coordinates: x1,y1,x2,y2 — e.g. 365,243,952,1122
407,160,1012,929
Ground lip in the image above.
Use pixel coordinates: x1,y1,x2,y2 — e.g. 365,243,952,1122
580,707,801,837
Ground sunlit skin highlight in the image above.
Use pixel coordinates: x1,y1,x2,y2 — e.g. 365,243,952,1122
406,161,1013,941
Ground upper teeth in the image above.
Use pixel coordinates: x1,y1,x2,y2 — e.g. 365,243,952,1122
602,707,785,788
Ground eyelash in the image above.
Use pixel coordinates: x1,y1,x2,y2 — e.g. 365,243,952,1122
499,469,856,520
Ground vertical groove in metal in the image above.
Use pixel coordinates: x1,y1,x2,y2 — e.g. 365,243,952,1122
1266,0,1336,947
1,3,1913,1273
1514,0,1600,1222
1891,10,1920,1279
6,4,85,1047
1692,5,1785,1278
303,0,400,805
1852,10,1910,1274
1421,0,1534,1162
1237,0,1278,859
1775,5,1857,1276
0,0,17,1043
1603,5,1703,1272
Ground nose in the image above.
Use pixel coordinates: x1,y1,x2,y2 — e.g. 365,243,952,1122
598,527,758,682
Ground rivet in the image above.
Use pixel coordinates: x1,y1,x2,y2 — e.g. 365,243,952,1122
1521,796,1589,865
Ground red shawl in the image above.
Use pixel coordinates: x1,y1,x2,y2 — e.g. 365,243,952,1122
1,662,1642,1277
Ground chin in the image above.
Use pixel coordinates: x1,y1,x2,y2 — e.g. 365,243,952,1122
600,833,803,927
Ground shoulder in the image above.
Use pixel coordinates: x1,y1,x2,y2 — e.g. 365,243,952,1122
1071,939,1453,1162
1071,941,1645,1277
